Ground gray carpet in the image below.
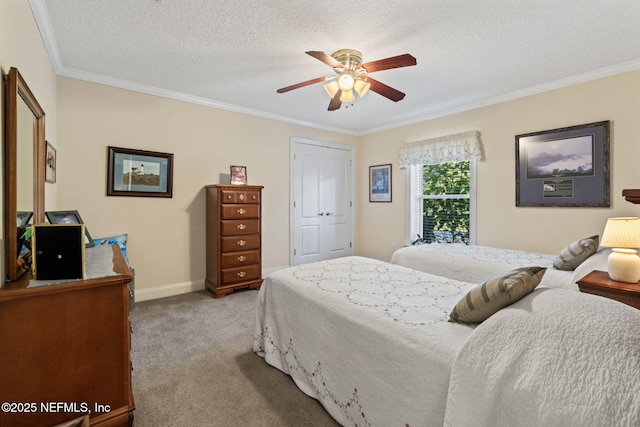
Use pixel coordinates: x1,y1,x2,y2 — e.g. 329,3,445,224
130,289,340,426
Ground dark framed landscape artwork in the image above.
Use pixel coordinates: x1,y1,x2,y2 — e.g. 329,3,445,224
515,121,610,207
369,164,392,202
107,146,174,198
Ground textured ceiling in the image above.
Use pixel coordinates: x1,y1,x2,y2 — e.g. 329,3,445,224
31,0,640,135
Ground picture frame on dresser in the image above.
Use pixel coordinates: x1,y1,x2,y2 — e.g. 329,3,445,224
45,210,95,247
230,165,247,185
17,211,33,228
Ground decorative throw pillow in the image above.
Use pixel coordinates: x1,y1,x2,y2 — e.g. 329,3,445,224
553,235,599,271
93,234,129,264
449,266,546,324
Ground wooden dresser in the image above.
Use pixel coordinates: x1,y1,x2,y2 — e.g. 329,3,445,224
0,245,135,427
205,184,263,298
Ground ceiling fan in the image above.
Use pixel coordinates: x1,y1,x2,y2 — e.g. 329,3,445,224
277,50,417,111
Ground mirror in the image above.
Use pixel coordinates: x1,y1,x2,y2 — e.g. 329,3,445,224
5,67,45,281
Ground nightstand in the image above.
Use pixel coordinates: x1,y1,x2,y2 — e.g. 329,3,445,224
577,270,640,310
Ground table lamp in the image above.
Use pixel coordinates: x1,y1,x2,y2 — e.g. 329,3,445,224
600,217,640,283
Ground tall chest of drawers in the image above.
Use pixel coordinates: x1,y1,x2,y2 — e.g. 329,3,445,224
205,184,264,298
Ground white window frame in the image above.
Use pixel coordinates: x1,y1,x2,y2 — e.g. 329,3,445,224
406,160,477,245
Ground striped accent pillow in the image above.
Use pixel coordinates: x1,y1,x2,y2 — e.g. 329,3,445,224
553,235,599,271
449,266,546,324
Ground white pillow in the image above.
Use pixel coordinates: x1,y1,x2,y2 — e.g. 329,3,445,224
569,248,610,284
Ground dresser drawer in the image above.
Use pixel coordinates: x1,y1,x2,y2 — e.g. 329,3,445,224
221,264,261,285
221,250,260,268
221,204,259,219
221,219,259,236
220,190,261,204
221,234,260,252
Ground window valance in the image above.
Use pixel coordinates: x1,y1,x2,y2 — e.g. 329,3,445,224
398,130,482,168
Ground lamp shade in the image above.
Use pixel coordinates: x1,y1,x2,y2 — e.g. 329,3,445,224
339,89,355,103
354,79,370,97
600,217,640,248
323,80,339,98
601,217,640,283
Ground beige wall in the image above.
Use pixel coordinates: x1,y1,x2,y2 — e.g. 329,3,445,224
56,77,357,299
0,0,58,282
357,70,640,261
3,0,640,300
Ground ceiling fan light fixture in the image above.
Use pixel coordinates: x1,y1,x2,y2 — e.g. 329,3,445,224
339,89,355,103
354,79,370,97
323,80,340,98
337,71,355,92
277,49,416,110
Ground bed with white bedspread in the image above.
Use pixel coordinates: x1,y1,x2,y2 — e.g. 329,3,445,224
445,287,640,427
254,256,475,426
390,243,600,289
253,255,640,426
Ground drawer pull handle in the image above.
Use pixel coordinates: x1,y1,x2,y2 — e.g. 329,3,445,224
239,194,245,201
237,208,246,215
252,195,257,200
237,256,246,262
227,195,232,199
237,223,246,230
237,240,246,247
237,271,247,278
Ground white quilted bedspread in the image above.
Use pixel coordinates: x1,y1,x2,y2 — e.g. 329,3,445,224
254,256,475,426
444,288,640,427
391,244,575,289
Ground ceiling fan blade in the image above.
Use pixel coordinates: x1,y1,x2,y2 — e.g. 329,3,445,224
306,51,343,69
366,77,406,102
328,91,342,111
277,76,327,93
360,54,417,73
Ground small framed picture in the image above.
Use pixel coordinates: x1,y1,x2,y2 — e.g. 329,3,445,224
369,164,392,202
230,165,247,185
45,210,95,247
17,211,33,228
45,141,56,183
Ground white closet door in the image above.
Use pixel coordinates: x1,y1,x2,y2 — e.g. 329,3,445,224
292,140,353,265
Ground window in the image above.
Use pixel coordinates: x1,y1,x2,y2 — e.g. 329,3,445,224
409,160,476,245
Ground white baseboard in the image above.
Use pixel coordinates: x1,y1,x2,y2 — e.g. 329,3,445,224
135,280,205,302
134,266,291,302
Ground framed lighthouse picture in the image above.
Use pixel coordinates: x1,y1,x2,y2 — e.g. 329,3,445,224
107,146,174,198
